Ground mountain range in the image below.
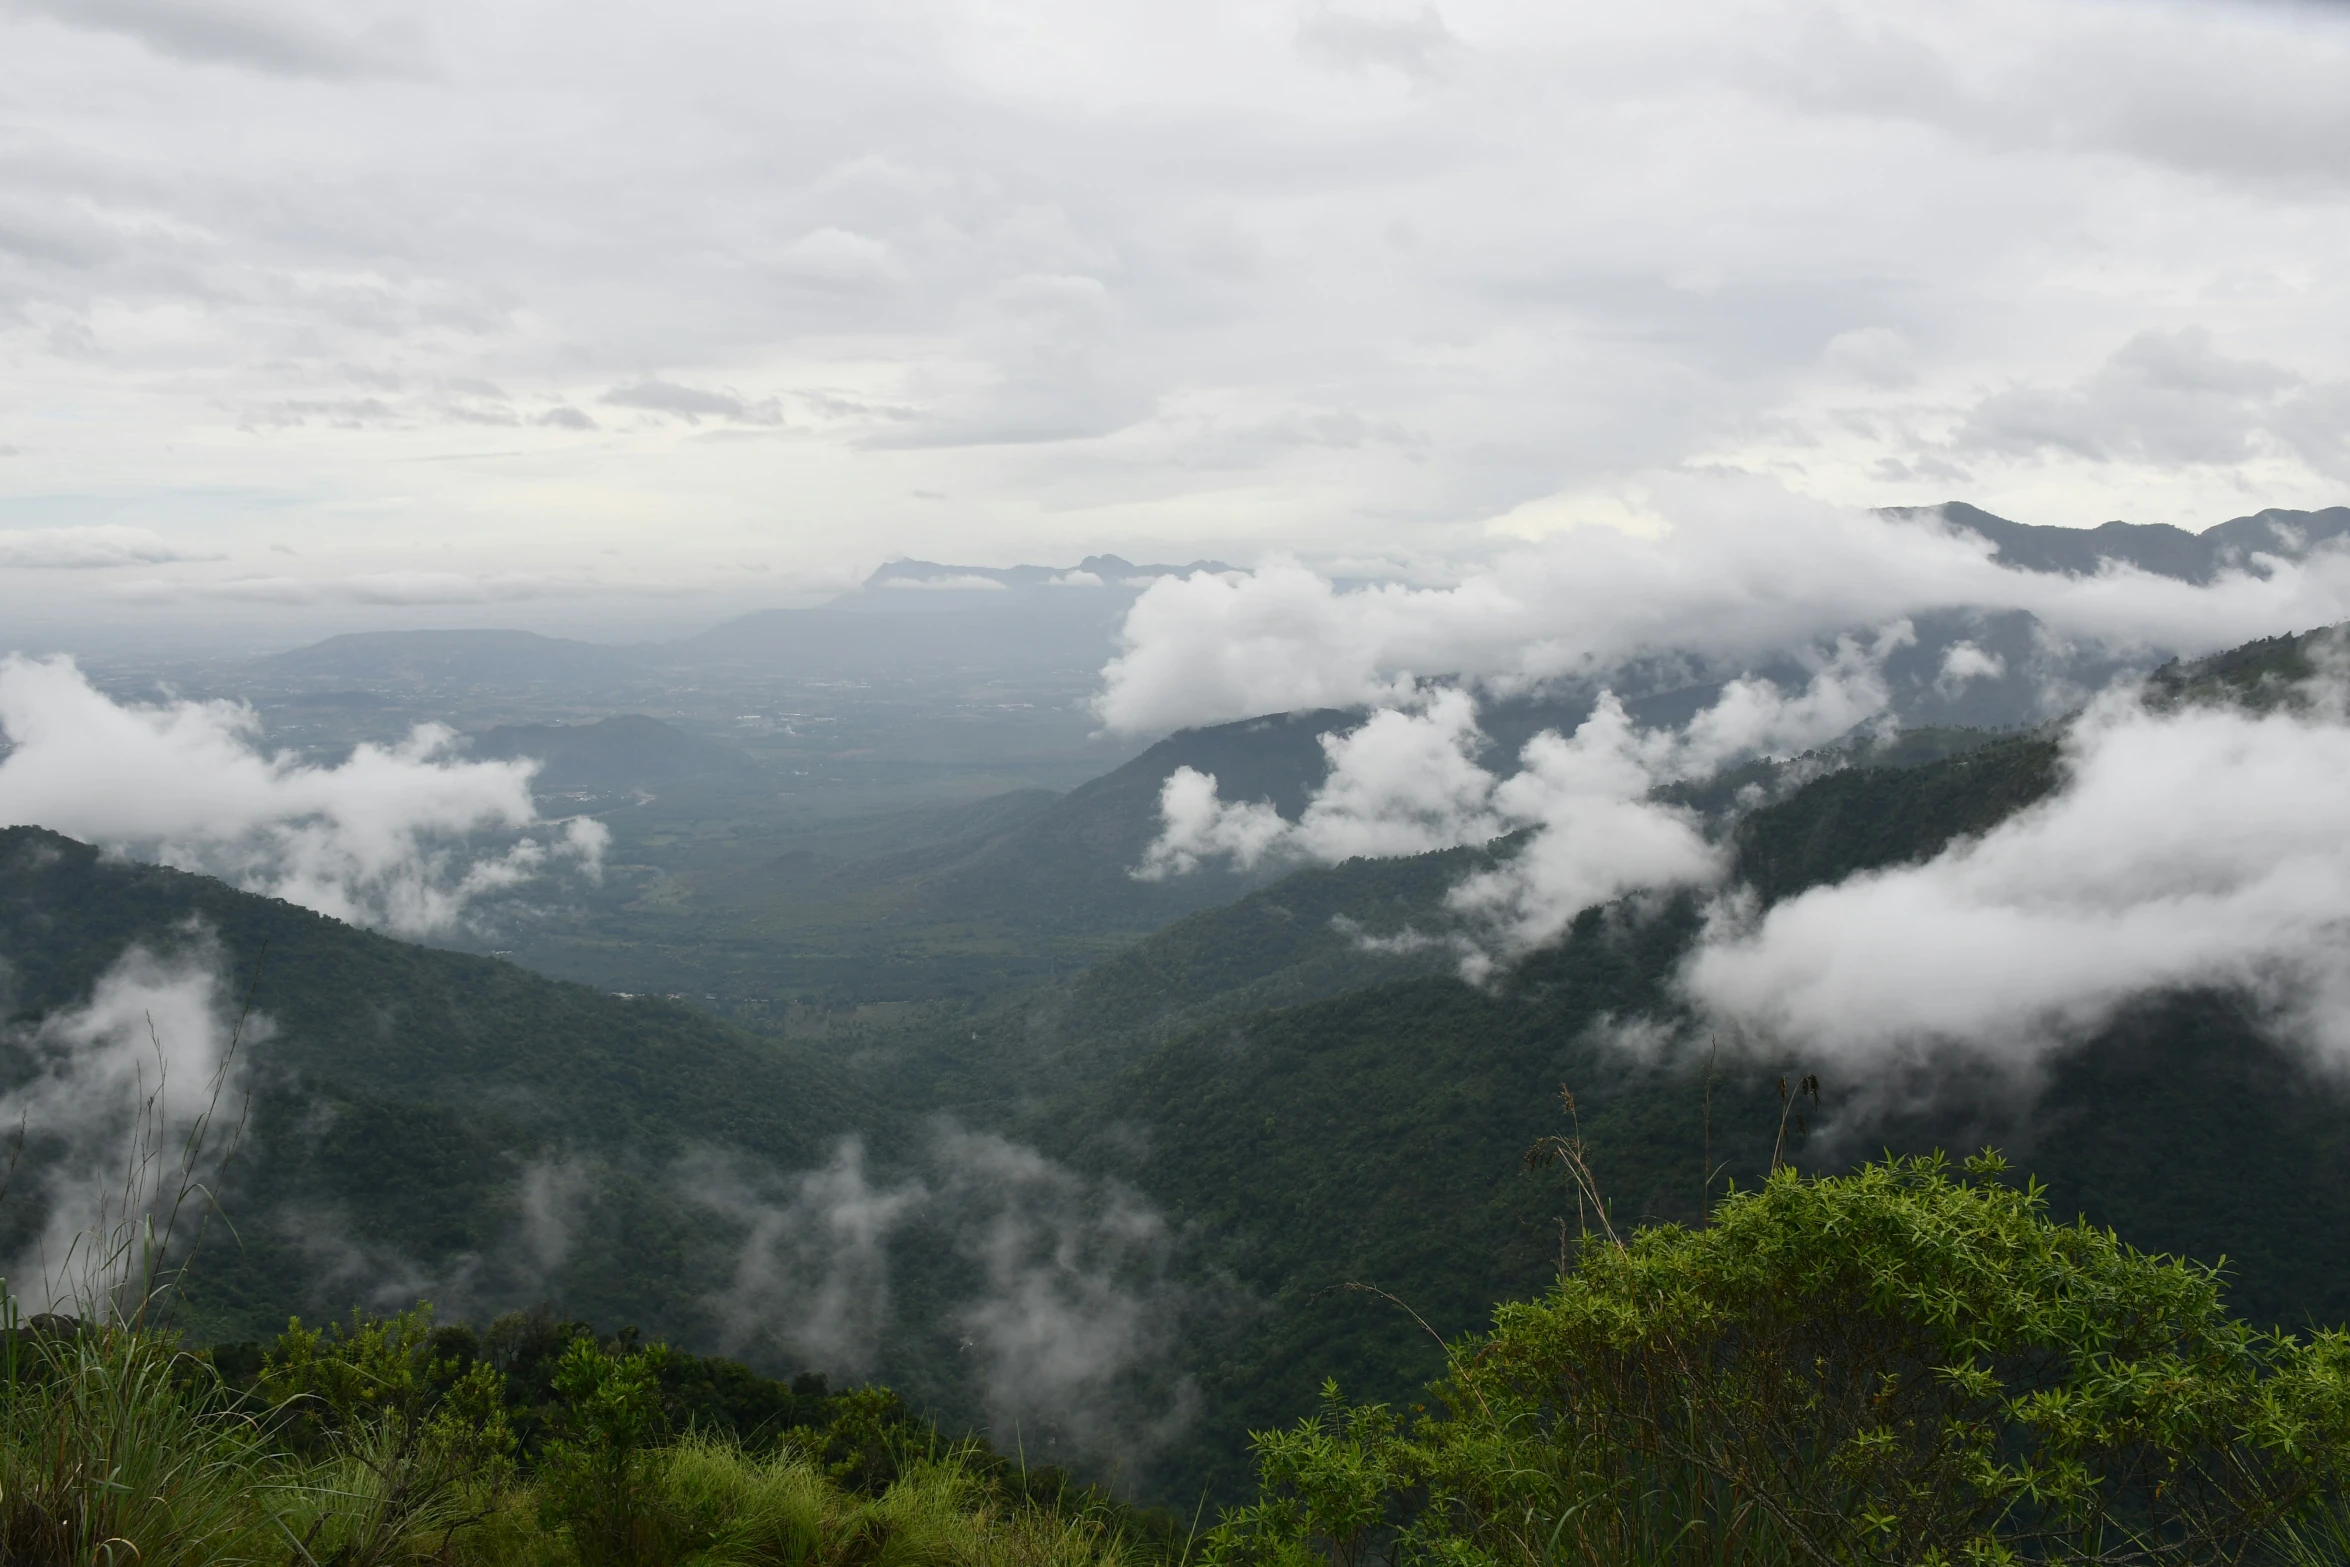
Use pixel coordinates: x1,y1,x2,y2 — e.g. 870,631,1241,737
246,505,2350,704
6,617,2348,1505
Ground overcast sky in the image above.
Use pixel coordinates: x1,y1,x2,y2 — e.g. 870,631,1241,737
4,0,2350,642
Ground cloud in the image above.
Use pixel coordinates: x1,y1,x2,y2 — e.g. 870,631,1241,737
1681,665,2350,1080
1141,628,1909,973
0,655,607,935
1936,640,2004,694
1094,483,2350,735
0,526,215,569
0,937,258,1314
12,0,2350,582
683,1125,1197,1469
933,1126,1197,1471
517,1155,593,1277
273,1201,456,1316
681,1139,925,1378
1820,325,1917,389
6,0,427,78
775,227,906,292
602,380,783,426
1954,327,2348,475
1296,4,1459,81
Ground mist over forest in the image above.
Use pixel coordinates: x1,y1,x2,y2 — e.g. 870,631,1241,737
14,3,2350,1558
5,498,2350,1516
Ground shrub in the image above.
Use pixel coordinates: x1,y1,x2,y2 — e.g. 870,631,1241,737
1210,1152,2350,1566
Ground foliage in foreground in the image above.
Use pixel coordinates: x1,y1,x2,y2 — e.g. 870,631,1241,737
1208,1152,2350,1566
0,1300,1164,1567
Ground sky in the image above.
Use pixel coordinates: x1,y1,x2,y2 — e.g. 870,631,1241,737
5,0,2350,644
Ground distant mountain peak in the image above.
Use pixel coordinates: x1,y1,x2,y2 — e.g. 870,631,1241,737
855,555,1236,596
1895,501,2350,585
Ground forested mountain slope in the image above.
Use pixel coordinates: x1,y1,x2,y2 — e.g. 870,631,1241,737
1929,501,2350,581
0,828,871,1342
929,641,2350,1498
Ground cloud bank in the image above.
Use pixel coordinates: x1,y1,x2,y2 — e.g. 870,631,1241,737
0,655,606,934
1141,626,1910,972
14,3,2350,604
1683,670,2350,1077
0,526,216,569
1095,489,2350,735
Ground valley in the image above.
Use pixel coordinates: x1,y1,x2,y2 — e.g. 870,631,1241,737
10,510,2350,1512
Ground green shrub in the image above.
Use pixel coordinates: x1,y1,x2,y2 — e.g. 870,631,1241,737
1210,1152,2350,1566
534,1336,670,1566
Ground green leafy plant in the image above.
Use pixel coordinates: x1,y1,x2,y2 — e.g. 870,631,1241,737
258,1304,514,1565
535,1336,670,1566
1210,1152,2350,1567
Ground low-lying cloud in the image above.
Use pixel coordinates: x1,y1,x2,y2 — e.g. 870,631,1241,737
1141,627,1909,975
1683,670,2350,1078
932,1127,1196,1472
0,654,607,935
0,937,256,1314
684,1139,925,1378
683,1125,1196,1473
0,525,217,570
1094,484,2350,735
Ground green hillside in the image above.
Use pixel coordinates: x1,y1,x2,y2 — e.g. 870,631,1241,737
489,708,1359,1014
9,625,2350,1513
0,827,874,1347
889,694,2350,1499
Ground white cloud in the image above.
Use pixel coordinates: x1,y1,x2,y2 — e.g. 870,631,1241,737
601,380,784,426
1682,671,2350,1077
680,1125,1198,1468
1096,483,2350,735
6,0,428,78
1140,627,1909,971
1954,327,2345,475
0,655,606,935
12,0,2350,590
775,226,905,292
681,1139,925,1377
933,1125,1196,1471
0,526,213,569
1936,640,2004,694
0,939,257,1314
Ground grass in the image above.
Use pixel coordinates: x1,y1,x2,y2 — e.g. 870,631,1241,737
0,1311,1163,1567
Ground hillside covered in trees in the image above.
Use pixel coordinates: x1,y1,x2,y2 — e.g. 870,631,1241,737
7,622,2350,1523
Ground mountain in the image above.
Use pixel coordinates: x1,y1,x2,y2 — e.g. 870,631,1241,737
0,827,866,1342
468,713,758,791
24,592,2350,1507
1918,502,2350,582
254,629,647,689
852,639,2350,1498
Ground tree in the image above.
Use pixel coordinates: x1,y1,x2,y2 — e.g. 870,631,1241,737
1211,1153,2350,1566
